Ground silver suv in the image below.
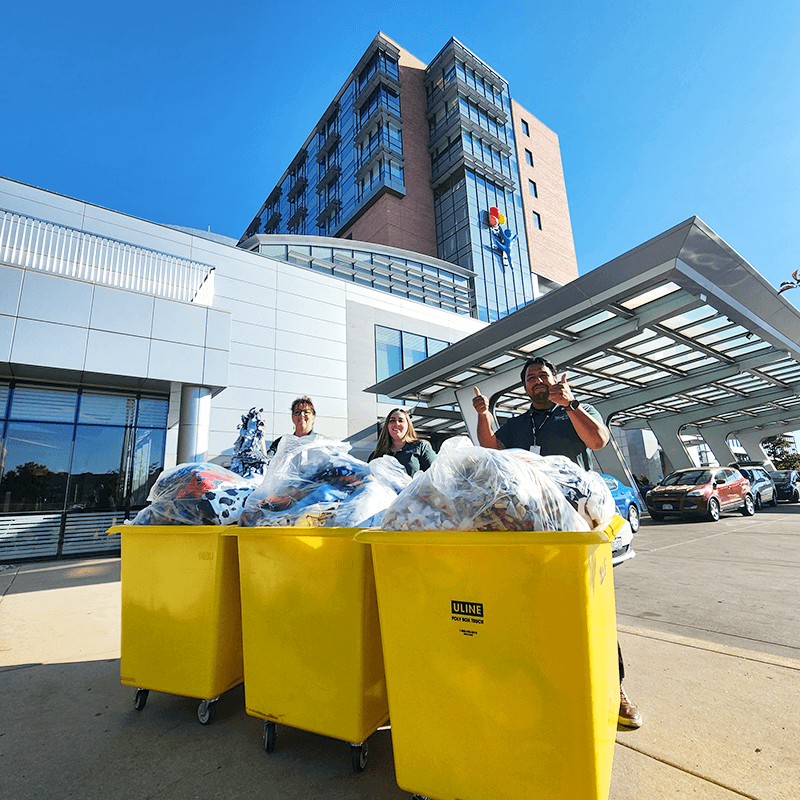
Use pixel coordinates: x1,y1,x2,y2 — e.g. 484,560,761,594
737,466,777,509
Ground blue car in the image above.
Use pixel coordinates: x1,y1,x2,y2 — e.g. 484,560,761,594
599,473,640,566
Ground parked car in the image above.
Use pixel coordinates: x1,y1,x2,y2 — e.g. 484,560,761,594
646,466,755,522
729,459,774,470
736,466,777,508
610,520,636,567
599,474,639,566
600,474,641,533
769,469,800,503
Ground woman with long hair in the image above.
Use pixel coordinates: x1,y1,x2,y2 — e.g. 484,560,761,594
368,408,436,477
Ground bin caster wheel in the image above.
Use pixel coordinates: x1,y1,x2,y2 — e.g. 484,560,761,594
351,741,368,773
133,688,149,711
263,720,277,753
197,699,217,725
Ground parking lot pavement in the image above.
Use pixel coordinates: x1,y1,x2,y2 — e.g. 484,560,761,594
2,515,799,800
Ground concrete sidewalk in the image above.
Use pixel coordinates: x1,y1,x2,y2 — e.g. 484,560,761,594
1,558,798,800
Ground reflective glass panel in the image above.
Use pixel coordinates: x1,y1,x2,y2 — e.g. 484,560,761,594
78,393,136,425
67,425,130,510
130,428,167,506
0,421,73,511
10,386,77,422
0,384,8,418
427,338,449,356
402,332,427,369
138,398,169,428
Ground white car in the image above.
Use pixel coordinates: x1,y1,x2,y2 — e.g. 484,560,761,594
611,519,636,566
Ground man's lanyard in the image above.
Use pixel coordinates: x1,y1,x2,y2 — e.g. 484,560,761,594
529,405,557,447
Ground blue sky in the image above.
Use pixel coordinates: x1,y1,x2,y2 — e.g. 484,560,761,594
3,0,799,299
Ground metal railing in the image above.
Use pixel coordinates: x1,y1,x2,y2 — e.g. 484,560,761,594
0,209,215,305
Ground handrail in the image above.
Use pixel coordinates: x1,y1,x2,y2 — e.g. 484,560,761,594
0,209,215,305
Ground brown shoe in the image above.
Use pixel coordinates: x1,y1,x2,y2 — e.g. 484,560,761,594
618,684,642,728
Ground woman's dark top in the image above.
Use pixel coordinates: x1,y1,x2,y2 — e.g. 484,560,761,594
369,439,436,477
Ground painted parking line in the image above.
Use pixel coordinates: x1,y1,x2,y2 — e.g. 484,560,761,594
645,531,728,552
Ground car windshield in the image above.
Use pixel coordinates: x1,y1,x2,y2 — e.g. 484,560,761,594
662,470,711,486
770,471,791,481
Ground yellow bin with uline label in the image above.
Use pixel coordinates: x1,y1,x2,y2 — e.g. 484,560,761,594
354,515,623,800
233,527,388,771
111,525,243,723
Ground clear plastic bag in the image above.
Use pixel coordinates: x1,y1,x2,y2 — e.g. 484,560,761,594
130,462,260,525
240,436,400,527
381,440,590,532
511,452,616,529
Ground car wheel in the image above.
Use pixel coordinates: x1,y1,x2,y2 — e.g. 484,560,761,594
741,493,756,516
627,504,640,533
706,497,720,522
754,492,762,510
793,490,800,504
770,493,778,507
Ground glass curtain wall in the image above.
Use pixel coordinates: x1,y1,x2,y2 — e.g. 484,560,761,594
0,382,167,515
375,325,449,404
426,39,534,322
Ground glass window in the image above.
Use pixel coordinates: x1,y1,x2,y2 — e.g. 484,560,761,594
258,244,286,259
0,421,73,512
137,398,169,428
376,326,403,383
402,332,427,369
528,180,538,198
0,383,8,418
67,425,131,510
78,393,136,425
427,338,449,356
130,428,167,506
521,119,530,136
375,327,451,403
0,384,169,515
525,149,533,166
9,386,77,422
532,211,542,230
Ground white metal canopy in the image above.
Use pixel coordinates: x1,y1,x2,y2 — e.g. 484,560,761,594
366,217,800,466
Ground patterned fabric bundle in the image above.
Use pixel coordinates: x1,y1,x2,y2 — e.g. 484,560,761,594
512,452,617,528
380,437,614,533
130,463,259,525
240,436,409,527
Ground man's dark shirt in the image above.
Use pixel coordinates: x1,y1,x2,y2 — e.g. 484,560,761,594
494,403,603,471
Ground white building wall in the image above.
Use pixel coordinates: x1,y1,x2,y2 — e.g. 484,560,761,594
0,177,485,469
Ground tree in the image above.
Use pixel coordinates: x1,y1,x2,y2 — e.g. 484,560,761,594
762,435,800,470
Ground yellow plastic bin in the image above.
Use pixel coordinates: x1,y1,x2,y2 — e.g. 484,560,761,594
232,526,389,772
110,524,244,724
354,515,623,800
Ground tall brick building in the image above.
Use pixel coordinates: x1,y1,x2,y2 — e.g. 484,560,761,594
241,33,578,322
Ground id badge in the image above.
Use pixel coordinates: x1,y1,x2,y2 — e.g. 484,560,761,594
529,445,541,455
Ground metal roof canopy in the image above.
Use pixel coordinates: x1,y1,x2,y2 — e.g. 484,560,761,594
366,218,800,465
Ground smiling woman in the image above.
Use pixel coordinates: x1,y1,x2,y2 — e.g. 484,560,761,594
368,408,436,477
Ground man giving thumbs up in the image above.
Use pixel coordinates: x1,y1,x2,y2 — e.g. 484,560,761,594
471,356,609,470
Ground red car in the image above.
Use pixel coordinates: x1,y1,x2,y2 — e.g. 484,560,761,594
646,467,756,521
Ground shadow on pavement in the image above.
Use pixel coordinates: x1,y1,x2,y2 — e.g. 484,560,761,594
2,657,406,800
1,558,121,596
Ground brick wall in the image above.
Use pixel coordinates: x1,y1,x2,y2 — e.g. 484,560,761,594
341,49,438,258
511,99,578,287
